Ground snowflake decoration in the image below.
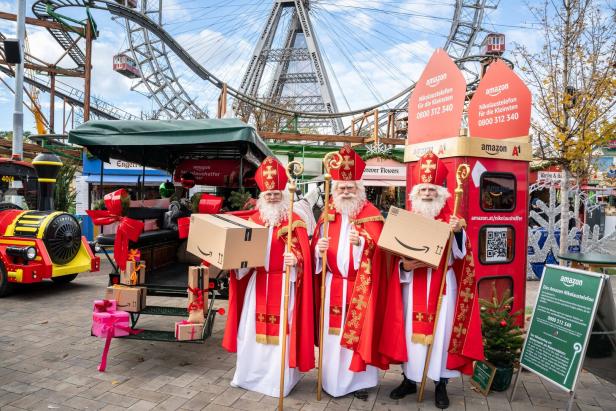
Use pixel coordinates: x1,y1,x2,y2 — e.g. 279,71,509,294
365,142,392,157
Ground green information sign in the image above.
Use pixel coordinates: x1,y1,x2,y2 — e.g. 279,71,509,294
519,265,605,391
471,361,496,396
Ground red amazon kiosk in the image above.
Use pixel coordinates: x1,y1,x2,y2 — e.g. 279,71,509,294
405,50,532,320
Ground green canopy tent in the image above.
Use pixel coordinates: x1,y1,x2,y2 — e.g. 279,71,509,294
68,118,274,172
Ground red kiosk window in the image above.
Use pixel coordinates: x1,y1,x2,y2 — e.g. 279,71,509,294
480,173,516,211
477,276,514,311
478,225,515,264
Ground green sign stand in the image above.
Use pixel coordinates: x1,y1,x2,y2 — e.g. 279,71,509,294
510,265,608,411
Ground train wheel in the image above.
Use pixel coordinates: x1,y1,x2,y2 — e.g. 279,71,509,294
0,263,13,297
51,274,78,284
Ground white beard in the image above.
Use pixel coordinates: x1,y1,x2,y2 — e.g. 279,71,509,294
257,194,289,227
332,192,366,219
410,194,447,219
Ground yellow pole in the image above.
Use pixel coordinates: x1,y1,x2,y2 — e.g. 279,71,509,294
417,164,470,402
316,151,342,401
278,161,303,410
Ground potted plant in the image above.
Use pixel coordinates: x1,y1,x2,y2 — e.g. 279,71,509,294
479,286,525,392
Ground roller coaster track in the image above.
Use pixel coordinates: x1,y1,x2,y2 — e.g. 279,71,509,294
0,29,138,121
32,0,205,120
0,24,140,122
31,0,497,122
0,63,139,121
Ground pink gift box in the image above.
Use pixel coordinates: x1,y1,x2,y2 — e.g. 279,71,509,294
93,299,117,313
92,311,130,338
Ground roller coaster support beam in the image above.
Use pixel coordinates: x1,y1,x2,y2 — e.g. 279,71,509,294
50,73,55,132
0,11,83,34
12,0,26,161
83,18,92,121
0,60,84,77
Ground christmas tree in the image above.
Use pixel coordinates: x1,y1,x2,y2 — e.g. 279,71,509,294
479,285,525,368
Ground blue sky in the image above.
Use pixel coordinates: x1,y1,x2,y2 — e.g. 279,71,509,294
0,0,540,133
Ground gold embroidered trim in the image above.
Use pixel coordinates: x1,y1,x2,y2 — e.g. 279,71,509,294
352,215,385,225
411,333,434,345
256,334,279,345
276,220,307,238
328,327,341,335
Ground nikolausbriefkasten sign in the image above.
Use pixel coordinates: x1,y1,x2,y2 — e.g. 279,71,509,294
520,265,604,391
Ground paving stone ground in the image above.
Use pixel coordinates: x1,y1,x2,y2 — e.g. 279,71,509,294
1,262,616,411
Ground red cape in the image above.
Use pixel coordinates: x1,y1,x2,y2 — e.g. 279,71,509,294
378,206,484,374
312,201,391,371
222,211,315,372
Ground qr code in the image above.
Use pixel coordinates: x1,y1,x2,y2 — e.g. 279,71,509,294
486,228,508,262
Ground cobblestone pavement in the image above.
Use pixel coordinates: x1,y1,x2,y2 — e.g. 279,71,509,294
1,263,616,411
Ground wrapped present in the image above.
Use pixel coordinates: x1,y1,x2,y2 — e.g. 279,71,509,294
187,266,209,324
93,299,116,313
92,310,141,372
120,260,146,286
175,320,204,341
92,310,130,338
104,285,146,313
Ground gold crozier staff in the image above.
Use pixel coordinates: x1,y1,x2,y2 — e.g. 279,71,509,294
316,151,342,401
278,161,304,410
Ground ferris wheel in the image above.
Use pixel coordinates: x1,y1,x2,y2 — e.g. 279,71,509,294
119,0,499,123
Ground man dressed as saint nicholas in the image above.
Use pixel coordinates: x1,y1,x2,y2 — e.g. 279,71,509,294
380,151,484,409
222,157,314,397
313,145,389,400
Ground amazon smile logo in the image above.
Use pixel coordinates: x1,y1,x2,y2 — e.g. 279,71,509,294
394,237,430,253
560,275,583,288
481,143,507,156
426,73,447,88
197,246,212,257
485,83,509,97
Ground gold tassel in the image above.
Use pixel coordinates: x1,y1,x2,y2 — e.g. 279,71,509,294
411,333,434,345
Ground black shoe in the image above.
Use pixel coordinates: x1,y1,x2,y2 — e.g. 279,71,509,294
389,377,417,400
435,382,449,409
353,389,369,401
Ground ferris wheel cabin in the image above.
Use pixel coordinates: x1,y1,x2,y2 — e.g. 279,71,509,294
113,54,140,78
481,33,506,56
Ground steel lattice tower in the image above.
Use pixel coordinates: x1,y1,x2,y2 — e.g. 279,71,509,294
236,0,343,134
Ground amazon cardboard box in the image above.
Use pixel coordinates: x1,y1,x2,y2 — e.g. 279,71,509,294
186,214,268,270
378,206,451,268
103,285,146,313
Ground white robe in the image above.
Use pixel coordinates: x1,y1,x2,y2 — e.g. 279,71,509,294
315,215,379,397
400,231,467,382
231,226,299,397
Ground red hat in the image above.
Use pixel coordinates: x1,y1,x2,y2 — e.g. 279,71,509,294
255,157,288,191
415,151,448,186
331,145,366,181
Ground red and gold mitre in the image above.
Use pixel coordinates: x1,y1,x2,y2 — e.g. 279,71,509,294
331,145,366,181
255,157,288,191
415,151,448,186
